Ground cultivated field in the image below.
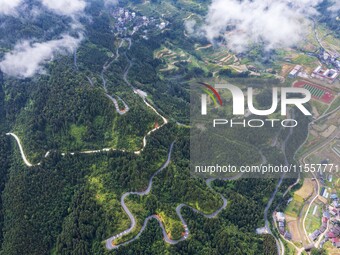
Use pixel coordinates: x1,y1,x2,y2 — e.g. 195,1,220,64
295,179,315,201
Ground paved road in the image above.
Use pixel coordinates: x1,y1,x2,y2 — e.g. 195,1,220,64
100,39,130,115
74,49,95,88
273,103,340,254
105,142,175,249
6,98,168,166
7,103,168,166
135,98,169,155
8,36,234,252
262,110,296,255
114,40,124,61
7,124,226,251
105,94,129,116
297,108,340,246
6,133,35,167
86,76,94,87
301,131,339,245
7,38,170,166
122,54,134,90
106,145,230,250
311,18,330,56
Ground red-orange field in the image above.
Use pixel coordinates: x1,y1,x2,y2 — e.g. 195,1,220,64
293,80,335,104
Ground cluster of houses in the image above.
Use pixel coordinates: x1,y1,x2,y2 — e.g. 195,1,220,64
111,8,168,38
311,65,339,84
287,63,339,83
325,194,340,248
275,212,292,240
321,186,330,199
309,210,328,241
319,193,340,248
318,49,340,70
288,65,302,78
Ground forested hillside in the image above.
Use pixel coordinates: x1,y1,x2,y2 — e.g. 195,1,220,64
0,0,314,254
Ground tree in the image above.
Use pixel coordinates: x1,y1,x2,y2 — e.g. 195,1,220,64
311,248,328,255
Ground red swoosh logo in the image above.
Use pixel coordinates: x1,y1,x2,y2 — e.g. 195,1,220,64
198,82,223,106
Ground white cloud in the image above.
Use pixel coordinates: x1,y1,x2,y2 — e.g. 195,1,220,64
0,0,22,15
184,20,196,35
199,0,339,53
0,34,82,78
0,0,87,78
104,0,118,6
328,0,340,12
40,0,86,16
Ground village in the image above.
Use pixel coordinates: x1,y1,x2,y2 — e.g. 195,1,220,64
274,136,340,253
110,7,169,38
318,193,340,249
275,191,340,251
288,64,339,84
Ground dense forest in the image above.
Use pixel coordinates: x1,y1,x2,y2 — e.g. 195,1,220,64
0,0,317,254
0,125,283,255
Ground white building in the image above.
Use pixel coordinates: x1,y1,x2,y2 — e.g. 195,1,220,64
288,65,302,78
311,65,339,83
276,212,285,222
159,22,166,30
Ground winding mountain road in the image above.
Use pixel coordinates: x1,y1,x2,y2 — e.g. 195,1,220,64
122,53,134,90
101,39,130,115
106,142,229,250
5,133,36,167
270,104,340,254
301,132,339,245
6,35,262,252
262,110,296,255
7,38,171,166
6,98,168,166
105,147,272,250
105,142,176,249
